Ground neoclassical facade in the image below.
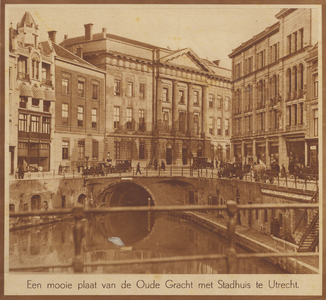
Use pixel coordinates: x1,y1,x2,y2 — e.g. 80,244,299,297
228,8,319,171
60,25,232,166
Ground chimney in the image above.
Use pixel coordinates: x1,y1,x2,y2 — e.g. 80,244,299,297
64,34,68,40
76,45,83,58
213,60,220,67
102,27,107,38
84,23,93,41
48,30,57,43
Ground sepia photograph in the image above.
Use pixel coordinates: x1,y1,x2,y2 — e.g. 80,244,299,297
4,3,322,296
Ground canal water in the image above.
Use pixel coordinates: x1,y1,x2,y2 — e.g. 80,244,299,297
9,212,287,274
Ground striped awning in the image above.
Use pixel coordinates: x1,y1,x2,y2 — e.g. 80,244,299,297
19,83,32,97
43,88,56,101
32,85,44,99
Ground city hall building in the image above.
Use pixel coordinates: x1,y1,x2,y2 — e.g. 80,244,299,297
60,24,232,167
228,8,319,171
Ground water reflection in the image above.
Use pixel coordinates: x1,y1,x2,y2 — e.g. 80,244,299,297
10,212,287,274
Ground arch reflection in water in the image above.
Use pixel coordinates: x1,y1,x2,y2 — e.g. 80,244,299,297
10,213,288,274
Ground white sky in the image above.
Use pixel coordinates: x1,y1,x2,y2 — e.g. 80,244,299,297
6,4,311,69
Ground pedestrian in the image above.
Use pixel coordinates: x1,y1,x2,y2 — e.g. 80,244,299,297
18,163,24,179
161,160,165,171
215,159,218,169
154,159,158,171
136,162,142,175
281,164,286,177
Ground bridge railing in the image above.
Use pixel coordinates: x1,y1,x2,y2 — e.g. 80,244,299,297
9,202,319,273
11,166,318,191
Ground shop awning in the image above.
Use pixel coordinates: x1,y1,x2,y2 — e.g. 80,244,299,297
43,88,56,101
32,85,44,99
19,83,32,97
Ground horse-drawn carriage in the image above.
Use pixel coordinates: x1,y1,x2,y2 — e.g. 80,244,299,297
291,163,318,181
218,162,243,179
251,161,279,183
192,157,214,170
82,160,132,176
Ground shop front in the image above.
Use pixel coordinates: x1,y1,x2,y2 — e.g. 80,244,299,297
307,139,318,174
234,144,242,163
244,143,253,164
269,141,279,165
256,142,266,164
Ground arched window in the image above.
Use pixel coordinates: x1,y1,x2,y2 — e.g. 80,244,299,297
293,66,298,92
31,195,41,211
299,64,304,90
287,69,292,100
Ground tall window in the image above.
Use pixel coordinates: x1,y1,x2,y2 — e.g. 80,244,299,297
114,107,120,129
298,103,303,125
314,74,318,98
78,79,85,97
162,110,169,131
217,118,221,135
225,119,229,136
314,109,318,137
42,117,51,134
92,109,97,128
194,90,199,105
126,142,132,159
92,83,98,99
114,142,120,159
114,79,120,96
225,97,229,111
217,96,221,108
62,103,68,125
127,81,133,97
43,100,50,112
194,114,199,134
127,108,133,130
163,87,168,102
92,140,99,160
19,96,28,109
299,28,304,49
139,83,145,99
78,106,84,127
31,116,40,133
18,113,28,132
209,117,213,134
287,106,292,126
209,94,213,108
62,141,69,160
287,35,292,54
179,90,184,104
139,109,145,131
179,112,185,132
62,77,69,94
31,58,39,79
139,142,145,159
78,141,84,160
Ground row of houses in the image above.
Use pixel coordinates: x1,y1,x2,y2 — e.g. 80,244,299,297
8,8,319,176
229,8,319,172
8,11,232,175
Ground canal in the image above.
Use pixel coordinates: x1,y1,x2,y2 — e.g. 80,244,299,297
9,212,288,274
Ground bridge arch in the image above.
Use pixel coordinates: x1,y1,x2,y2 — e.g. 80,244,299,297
94,180,157,207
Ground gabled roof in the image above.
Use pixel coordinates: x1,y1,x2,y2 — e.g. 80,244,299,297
158,48,213,73
61,32,163,50
17,12,37,28
39,40,102,70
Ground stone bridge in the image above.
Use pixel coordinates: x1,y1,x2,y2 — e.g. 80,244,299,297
10,175,316,239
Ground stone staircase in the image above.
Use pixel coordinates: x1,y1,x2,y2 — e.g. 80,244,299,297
297,211,319,252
